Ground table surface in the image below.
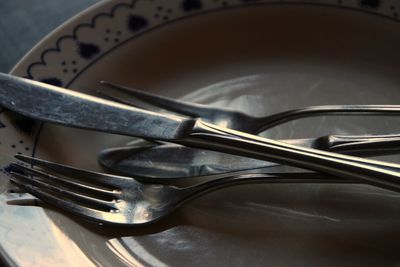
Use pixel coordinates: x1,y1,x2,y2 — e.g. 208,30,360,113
0,0,98,73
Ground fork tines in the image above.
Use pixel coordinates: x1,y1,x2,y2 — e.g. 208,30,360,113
8,155,126,222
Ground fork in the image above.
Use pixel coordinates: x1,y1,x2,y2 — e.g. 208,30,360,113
99,81,400,134
9,155,360,226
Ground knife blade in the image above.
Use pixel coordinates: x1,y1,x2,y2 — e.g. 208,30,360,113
0,73,191,140
2,73,400,192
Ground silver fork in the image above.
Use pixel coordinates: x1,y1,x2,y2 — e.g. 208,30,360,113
99,81,400,134
9,155,358,226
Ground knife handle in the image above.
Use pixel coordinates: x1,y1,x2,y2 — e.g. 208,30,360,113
181,120,400,192
319,134,400,156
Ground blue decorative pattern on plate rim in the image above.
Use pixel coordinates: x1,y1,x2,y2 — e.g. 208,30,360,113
23,0,400,88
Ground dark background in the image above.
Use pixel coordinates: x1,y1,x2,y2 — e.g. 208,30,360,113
0,0,98,72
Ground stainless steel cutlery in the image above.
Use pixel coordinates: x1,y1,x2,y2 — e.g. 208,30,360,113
100,81,400,134
0,73,400,191
3,73,400,226
99,134,400,180
98,81,400,179
10,155,357,226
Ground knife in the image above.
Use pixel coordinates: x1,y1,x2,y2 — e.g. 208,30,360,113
1,73,400,192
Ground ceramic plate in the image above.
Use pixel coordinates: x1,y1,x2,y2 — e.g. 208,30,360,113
2,0,400,266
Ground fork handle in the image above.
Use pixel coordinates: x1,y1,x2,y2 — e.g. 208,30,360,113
182,172,363,200
180,120,400,192
318,134,400,156
255,105,400,133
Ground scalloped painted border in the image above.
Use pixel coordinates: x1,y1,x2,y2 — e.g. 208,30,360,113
25,0,137,83
24,0,400,88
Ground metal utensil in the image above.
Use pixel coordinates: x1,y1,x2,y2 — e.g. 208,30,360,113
10,155,359,226
98,134,400,180
100,81,400,134
1,73,400,192
98,81,400,179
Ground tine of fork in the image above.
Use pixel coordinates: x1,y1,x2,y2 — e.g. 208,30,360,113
10,164,118,198
10,171,117,211
96,90,152,111
14,155,130,187
10,176,112,224
100,81,216,118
